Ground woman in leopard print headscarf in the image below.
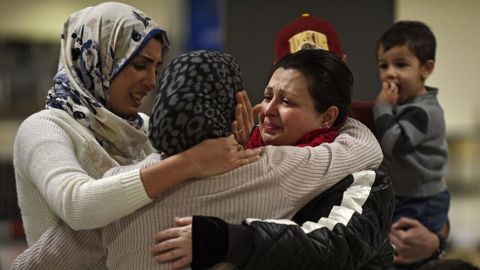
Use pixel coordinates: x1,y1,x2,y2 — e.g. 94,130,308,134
149,50,243,156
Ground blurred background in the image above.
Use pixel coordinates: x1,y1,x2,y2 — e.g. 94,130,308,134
0,0,479,268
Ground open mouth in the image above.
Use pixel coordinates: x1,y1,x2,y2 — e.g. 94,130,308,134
131,93,144,106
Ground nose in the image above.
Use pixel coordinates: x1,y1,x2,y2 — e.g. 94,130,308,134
384,66,397,79
143,68,157,90
264,100,278,117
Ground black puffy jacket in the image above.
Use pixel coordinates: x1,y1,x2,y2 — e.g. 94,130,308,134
192,168,395,270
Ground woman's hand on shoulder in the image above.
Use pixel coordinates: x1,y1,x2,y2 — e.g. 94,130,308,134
186,135,262,178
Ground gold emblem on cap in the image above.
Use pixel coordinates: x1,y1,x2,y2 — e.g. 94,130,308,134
288,30,329,53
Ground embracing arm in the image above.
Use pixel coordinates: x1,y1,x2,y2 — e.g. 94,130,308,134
15,113,261,231
230,169,395,270
153,169,394,270
270,117,383,206
138,136,261,198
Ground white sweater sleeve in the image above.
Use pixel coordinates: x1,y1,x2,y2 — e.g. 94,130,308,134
14,112,153,231
103,153,162,177
9,221,104,270
268,118,383,206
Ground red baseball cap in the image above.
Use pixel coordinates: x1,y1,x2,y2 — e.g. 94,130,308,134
274,13,344,62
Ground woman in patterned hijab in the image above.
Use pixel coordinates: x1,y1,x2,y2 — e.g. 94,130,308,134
14,2,259,252
46,2,169,163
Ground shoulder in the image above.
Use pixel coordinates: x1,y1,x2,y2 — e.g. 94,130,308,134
20,109,73,127
17,110,56,136
15,109,92,151
17,109,78,136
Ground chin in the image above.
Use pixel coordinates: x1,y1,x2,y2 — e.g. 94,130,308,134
118,111,139,119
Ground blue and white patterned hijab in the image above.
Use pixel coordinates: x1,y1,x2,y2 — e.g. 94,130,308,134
149,50,243,156
46,2,169,163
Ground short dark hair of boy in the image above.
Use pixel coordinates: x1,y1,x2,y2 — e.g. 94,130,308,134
377,20,436,64
270,49,353,127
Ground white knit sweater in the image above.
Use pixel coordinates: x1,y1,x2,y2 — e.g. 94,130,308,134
13,109,154,245
11,118,383,270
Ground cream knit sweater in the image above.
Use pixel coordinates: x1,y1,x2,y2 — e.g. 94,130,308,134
11,117,383,270
13,109,154,245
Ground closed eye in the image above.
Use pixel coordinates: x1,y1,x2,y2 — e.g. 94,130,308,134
282,99,294,106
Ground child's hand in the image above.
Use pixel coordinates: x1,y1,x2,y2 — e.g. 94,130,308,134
376,81,399,105
151,217,193,270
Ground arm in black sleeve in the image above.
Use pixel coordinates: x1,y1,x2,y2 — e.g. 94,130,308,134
191,169,395,270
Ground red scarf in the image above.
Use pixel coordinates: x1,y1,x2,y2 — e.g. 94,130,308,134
246,120,344,148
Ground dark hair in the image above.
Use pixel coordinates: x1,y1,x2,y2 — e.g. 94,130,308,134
269,49,352,126
418,259,480,270
377,20,436,64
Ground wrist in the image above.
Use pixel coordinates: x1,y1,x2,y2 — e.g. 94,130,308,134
181,147,202,178
191,216,229,269
139,153,195,198
431,231,447,259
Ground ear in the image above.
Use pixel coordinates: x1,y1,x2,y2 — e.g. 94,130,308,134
421,60,435,81
320,106,339,128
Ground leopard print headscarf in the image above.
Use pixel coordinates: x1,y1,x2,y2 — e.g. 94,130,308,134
149,50,243,156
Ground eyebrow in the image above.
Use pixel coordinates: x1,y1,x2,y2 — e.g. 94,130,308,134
136,54,163,65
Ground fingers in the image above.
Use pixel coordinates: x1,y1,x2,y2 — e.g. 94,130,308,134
151,222,193,268
390,82,399,92
392,217,420,230
233,148,263,167
233,105,249,145
252,103,263,123
389,227,406,243
394,253,410,265
236,91,253,122
151,239,181,259
381,81,390,92
153,227,180,243
234,91,254,146
231,120,241,142
235,105,244,131
171,256,192,270
152,244,191,268
175,217,192,226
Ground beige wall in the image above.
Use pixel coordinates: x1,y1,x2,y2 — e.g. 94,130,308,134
0,1,186,160
396,0,480,136
0,0,186,44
